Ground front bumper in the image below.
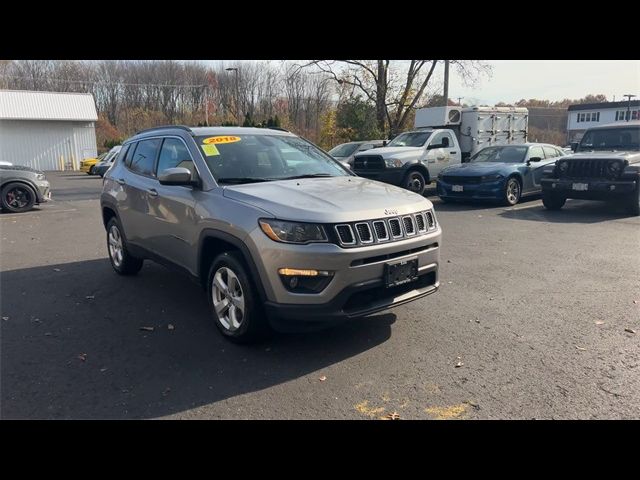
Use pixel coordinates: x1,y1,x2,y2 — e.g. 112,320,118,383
246,225,441,321
541,178,637,199
436,178,505,200
35,180,51,203
353,168,405,186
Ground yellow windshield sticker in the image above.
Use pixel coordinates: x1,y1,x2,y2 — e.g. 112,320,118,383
202,144,220,156
202,136,241,145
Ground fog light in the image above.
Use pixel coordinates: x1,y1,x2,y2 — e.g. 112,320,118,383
278,268,331,276
289,277,299,288
552,183,556,188
278,268,334,293
610,185,615,190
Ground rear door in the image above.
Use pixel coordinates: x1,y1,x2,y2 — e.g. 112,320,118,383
120,138,162,247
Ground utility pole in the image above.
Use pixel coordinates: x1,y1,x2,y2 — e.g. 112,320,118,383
204,84,209,126
226,67,240,124
443,60,449,107
457,96,463,107
623,94,636,121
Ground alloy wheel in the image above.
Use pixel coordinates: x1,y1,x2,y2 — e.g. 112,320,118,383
212,267,245,331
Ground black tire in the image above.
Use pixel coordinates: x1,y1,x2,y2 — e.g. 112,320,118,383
1,182,36,213
207,251,269,343
403,169,427,195
625,182,640,216
542,193,566,211
89,166,95,175
502,176,522,206
106,217,143,275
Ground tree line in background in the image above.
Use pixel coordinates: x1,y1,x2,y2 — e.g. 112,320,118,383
0,60,609,152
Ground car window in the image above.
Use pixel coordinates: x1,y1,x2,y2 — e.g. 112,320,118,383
388,131,432,147
123,143,136,167
358,144,374,151
529,146,544,160
328,143,359,157
157,138,194,176
543,146,560,159
116,144,130,165
471,146,528,163
195,134,348,184
129,138,161,177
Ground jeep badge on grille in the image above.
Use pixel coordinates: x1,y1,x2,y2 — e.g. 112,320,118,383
384,208,398,215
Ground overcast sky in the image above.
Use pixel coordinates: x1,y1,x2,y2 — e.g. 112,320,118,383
449,60,640,105
205,60,639,105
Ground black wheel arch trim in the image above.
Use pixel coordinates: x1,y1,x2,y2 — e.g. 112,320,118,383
401,160,430,182
197,229,268,303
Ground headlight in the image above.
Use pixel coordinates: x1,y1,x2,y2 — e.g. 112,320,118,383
607,160,623,178
557,160,569,174
36,173,46,181
259,219,327,244
480,174,504,182
384,158,403,168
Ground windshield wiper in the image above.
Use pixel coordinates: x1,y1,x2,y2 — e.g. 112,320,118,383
278,173,334,180
216,177,271,184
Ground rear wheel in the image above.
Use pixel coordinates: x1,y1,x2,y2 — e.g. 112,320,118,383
542,193,566,210
207,252,268,343
89,166,95,175
106,217,143,275
1,182,36,213
403,170,427,195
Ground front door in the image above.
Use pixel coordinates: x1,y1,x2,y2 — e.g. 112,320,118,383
424,131,452,177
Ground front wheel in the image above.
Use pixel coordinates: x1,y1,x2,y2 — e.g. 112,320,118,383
403,170,427,195
1,182,36,213
502,177,522,206
542,193,566,210
89,166,95,175
207,252,268,343
625,183,640,216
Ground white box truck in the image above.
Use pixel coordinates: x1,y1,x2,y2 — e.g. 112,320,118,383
352,105,528,195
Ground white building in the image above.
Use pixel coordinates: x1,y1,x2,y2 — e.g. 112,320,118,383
0,90,98,170
567,100,640,143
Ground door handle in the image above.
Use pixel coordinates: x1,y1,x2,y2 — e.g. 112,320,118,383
449,151,457,154
147,188,158,197
116,178,125,185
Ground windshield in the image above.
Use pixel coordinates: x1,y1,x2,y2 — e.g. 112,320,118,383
471,146,528,163
328,142,360,157
196,134,349,184
388,131,432,148
578,127,640,151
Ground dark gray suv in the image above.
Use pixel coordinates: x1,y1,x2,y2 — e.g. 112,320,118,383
100,126,441,341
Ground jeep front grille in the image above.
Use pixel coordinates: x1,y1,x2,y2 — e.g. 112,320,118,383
561,159,620,179
332,210,437,247
335,225,355,245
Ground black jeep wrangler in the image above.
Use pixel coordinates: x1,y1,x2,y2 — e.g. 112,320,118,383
541,121,640,215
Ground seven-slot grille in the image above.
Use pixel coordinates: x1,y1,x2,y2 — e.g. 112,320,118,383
333,210,437,247
561,159,613,179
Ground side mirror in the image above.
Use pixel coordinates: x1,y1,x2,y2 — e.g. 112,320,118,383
382,140,388,147
158,167,195,186
570,142,579,152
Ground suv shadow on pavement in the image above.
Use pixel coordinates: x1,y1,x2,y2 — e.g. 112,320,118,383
499,199,636,224
1,259,395,419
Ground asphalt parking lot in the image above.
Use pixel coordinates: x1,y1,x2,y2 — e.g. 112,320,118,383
1,172,639,419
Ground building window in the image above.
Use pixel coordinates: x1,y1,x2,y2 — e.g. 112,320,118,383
633,110,639,120
595,112,600,122
586,112,591,122
579,113,585,122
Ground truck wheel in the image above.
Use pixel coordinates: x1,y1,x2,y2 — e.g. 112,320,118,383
207,251,269,343
403,170,426,195
106,217,144,275
1,182,36,213
625,182,640,216
502,177,521,206
542,193,566,211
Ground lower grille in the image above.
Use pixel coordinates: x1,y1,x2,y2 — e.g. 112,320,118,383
442,175,481,184
353,155,384,171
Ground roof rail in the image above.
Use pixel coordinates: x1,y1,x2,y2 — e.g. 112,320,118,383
135,125,193,135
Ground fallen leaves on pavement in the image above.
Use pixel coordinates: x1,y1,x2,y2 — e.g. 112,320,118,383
77,353,87,362
319,375,327,382
624,328,636,334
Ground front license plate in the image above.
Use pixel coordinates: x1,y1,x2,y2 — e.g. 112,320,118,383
385,258,418,288
572,183,588,191
452,185,464,192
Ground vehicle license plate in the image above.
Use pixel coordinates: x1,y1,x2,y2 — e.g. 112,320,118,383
385,258,418,288
572,183,588,191
452,185,463,192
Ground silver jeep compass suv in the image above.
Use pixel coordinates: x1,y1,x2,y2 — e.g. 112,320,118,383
100,126,441,342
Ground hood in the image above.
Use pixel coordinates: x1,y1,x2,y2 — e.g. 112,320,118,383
441,162,515,176
355,146,424,160
566,151,640,163
222,176,432,223
0,164,43,174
